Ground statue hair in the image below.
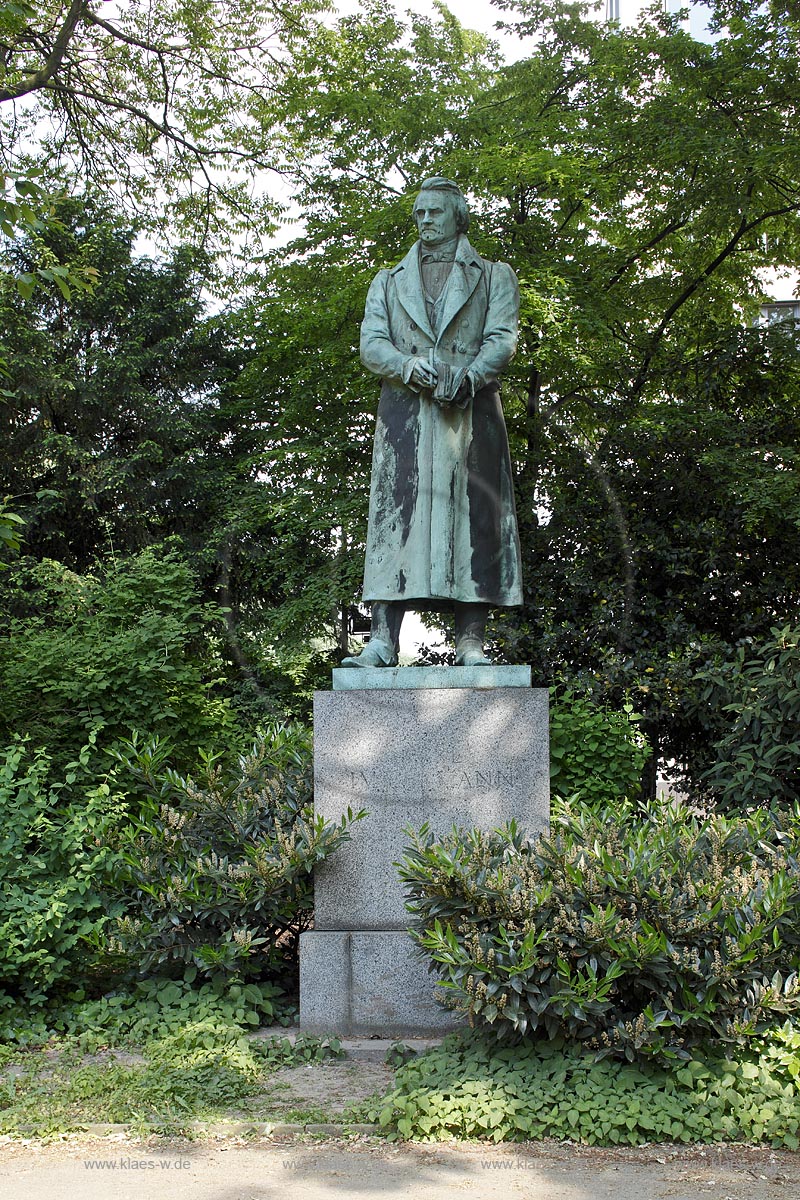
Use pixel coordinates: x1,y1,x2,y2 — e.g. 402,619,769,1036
415,177,469,233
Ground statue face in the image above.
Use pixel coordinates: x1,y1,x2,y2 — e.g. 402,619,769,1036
413,191,459,247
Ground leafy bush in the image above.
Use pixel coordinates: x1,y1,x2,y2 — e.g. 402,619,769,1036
0,739,122,1004
0,543,239,770
549,687,649,807
698,625,800,809
399,800,800,1063
106,723,363,978
369,1025,800,1147
52,978,286,1048
0,974,289,1047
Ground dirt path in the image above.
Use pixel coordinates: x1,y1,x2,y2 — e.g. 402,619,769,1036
2,1135,798,1200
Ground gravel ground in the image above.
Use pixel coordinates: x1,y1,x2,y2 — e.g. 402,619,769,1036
1,1133,799,1200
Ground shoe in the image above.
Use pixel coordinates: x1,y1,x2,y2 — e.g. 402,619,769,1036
454,637,492,667
340,637,398,668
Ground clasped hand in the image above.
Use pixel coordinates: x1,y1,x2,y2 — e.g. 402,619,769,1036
409,357,437,390
409,357,471,408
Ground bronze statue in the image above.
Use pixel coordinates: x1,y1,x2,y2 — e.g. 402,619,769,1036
342,177,523,668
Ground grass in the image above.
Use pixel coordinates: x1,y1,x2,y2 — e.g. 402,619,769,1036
0,1034,351,1138
0,980,347,1138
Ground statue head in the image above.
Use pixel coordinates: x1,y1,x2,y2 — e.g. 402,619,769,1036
413,177,469,246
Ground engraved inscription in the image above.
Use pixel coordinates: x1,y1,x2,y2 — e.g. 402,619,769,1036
327,762,518,805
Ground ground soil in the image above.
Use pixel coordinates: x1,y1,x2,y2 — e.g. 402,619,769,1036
249,1057,394,1117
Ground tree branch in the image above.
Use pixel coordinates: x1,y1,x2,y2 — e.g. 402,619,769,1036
630,196,800,396
83,9,187,55
0,0,85,103
606,214,691,290
40,76,284,173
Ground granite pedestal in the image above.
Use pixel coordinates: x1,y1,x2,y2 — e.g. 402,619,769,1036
299,668,549,1036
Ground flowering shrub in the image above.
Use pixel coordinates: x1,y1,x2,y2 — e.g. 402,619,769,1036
107,723,362,977
399,800,800,1063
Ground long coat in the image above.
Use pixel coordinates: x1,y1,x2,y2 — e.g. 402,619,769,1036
359,235,523,607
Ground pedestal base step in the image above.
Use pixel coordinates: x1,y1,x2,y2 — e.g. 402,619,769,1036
332,664,532,690
299,929,464,1037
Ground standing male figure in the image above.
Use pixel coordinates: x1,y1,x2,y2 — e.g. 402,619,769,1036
341,177,523,668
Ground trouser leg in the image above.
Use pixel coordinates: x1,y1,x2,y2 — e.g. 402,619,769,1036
454,602,492,666
370,600,405,656
340,600,404,667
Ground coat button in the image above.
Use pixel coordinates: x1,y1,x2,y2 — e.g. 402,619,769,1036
411,345,417,353
410,322,417,330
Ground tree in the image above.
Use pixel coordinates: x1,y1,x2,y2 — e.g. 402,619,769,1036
465,0,800,786
235,0,800,788
0,197,344,721
0,0,326,263
5,0,799,788
0,198,246,568
512,320,800,788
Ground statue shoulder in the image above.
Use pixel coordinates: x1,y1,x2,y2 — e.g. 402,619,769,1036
463,241,518,286
367,249,413,292
365,265,393,300
486,257,518,281
484,257,520,302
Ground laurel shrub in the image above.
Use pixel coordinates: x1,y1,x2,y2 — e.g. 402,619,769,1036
106,722,363,978
400,800,800,1063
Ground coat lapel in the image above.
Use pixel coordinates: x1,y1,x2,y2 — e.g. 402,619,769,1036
436,237,483,343
390,244,434,339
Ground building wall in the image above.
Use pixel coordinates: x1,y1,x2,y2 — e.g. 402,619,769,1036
608,0,715,41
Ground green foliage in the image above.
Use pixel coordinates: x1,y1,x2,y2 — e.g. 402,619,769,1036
0,205,244,574
0,201,341,721
46,978,287,1050
240,0,800,782
513,337,800,793
483,2,800,784
0,168,99,299
0,738,123,1003
4,0,799,774
549,688,649,807
385,1042,419,1069
253,1031,344,1068
0,978,342,1137
0,496,24,562
368,1025,800,1147
698,626,800,809
0,544,239,770
107,723,363,978
400,801,800,1063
